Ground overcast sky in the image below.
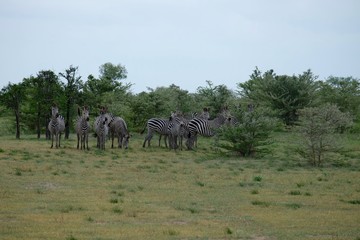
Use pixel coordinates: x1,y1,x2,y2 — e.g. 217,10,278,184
1,0,359,93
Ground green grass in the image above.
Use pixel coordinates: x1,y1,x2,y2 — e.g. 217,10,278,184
0,132,359,239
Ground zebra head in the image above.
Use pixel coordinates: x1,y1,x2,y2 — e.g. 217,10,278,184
123,133,131,149
79,106,90,121
199,108,210,120
51,105,59,119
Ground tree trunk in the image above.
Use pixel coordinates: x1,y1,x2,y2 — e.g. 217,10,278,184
36,110,41,139
15,109,20,139
65,99,71,139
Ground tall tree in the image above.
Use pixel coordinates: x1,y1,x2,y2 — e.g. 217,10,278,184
23,70,62,139
238,68,319,125
318,76,360,118
196,80,234,117
59,65,83,139
83,63,129,110
0,82,26,139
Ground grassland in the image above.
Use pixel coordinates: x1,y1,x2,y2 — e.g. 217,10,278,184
0,133,359,240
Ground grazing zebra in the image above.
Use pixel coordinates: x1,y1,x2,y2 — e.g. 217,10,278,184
110,117,130,149
94,108,108,150
48,105,65,148
75,106,90,150
186,108,232,150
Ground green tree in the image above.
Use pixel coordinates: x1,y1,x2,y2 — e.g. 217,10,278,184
59,65,83,139
218,106,275,157
238,68,319,125
318,76,360,118
83,63,130,111
296,104,353,166
23,70,62,139
196,80,234,117
0,82,26,139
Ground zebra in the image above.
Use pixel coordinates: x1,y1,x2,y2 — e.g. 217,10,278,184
110,117,131,149
75,106,90,150
94,107,108,150
182,108,211,148
141,116,171,148
48,105,65,148
186,107,232,150
167,114,185,150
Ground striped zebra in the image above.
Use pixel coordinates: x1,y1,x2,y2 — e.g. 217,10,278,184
75,106,90,150
110,117,130,149
94,107,108,150
141,116,172,148
168,114,185,150
141,111,183,148
48,105,65,148
180,108,211,149
186,108,232,150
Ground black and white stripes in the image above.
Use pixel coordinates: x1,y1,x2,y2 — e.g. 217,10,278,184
48,105,65,148
75,106,90,150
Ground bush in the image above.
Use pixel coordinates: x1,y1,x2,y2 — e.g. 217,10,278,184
296,104,353,166
217,107,276,157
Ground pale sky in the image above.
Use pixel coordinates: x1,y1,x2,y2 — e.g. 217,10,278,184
1,0,359,93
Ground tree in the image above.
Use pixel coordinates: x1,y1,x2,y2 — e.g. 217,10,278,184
196,80,234,117
23,70,62,139
59,65,83,139
296,104,353,166
83,63,130,110
218,106,275,157
238,68,319,125
0,82,26,139
318,76,360,119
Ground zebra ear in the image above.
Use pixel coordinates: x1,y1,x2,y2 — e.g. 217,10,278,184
78,107,81,116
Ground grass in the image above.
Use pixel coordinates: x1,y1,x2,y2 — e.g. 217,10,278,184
0,132,359,239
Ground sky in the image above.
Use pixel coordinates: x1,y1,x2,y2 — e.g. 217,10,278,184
0,0,359,94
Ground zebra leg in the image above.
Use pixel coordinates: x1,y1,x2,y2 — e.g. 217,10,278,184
143,133,153,147
158,135,162,147
164,135,168,148
56,133,59,148
50,133,54,148
111,132,114,148
77,133,80,149
119,135,122,148
85,133,89,150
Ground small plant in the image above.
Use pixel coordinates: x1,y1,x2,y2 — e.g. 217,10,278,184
112,207,123,214
296,182,305,188
15,168,22,176
196,181,205,187
164,229,179,236
86,216,94,222
285,203,301,209
251,189,259,194
289,190,301,195
347,200,360,205
253,176,262,182
110,198,118,204
251,200,270,207
225,227,233,235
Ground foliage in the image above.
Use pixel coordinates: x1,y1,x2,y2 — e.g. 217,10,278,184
217,106,276,157
296,104,353,166
22,70,63,138
196,80,235,117
238,68,319,125
317,76,360,120
59,65,83,138
0,82,26,138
